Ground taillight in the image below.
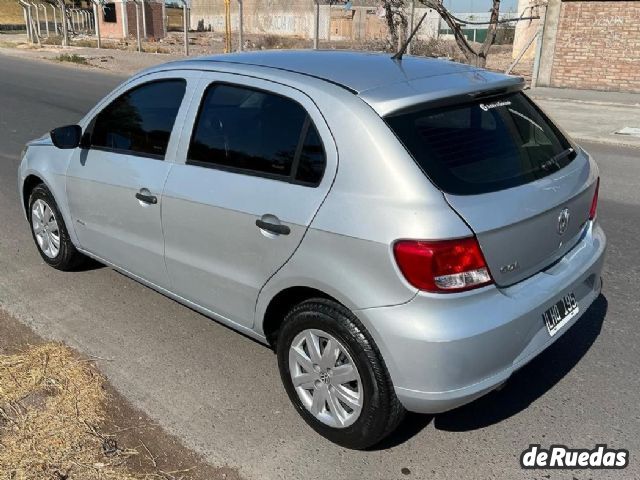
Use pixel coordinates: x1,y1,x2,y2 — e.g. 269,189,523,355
589,178,600,220
393,237,493,293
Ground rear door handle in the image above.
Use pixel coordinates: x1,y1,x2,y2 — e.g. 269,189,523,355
135,190,157,205
256,219,290,235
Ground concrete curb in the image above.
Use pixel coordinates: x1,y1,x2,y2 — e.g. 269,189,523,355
575,136,640,150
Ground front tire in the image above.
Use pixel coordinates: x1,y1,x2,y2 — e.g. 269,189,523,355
277,298,405,449
28,184,85,271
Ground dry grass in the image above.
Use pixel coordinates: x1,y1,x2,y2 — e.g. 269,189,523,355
55,53,89,64
0,0,24,25
0,344,161,480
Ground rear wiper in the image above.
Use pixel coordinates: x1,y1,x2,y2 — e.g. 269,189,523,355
541,148,574,171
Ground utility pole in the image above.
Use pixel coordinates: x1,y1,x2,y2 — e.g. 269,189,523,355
313,0,319,49
224,0,231,53
92,0,101,48
237,0,243,51
181,0,189,56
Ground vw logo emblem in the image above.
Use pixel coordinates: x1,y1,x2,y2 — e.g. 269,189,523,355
557,208,570,235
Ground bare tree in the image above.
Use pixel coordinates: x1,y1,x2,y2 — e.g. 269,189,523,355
420,0,500,67
417,0,540,68
382,0,409,51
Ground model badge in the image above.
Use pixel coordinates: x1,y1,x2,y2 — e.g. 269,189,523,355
500,261,519,274
557,208,570,235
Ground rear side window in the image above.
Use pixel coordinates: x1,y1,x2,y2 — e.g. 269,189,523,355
188,83,326,185
295,124,325,185
385,92,576,195
90,79,186,159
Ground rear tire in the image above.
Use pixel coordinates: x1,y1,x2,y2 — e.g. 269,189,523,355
276,298,405,449
28,184,85,271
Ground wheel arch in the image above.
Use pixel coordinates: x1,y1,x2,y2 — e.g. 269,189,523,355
21,169,80,248
261,286,345,348
22,174,45,218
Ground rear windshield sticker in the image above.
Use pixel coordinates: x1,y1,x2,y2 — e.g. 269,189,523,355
479,100,512,111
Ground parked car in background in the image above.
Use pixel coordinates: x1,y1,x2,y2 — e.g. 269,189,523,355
18,51,605,449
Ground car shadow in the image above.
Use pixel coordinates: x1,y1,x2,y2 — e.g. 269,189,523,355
73,257,105,272
370,294,607,449
434,294,608,432
368,412,434,450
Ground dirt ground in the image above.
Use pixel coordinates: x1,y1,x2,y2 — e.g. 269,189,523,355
0,0,24,24
0,309,243,480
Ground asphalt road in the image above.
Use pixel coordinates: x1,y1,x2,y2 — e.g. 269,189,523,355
1,54,638,480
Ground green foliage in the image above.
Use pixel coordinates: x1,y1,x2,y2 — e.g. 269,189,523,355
55,53,88,64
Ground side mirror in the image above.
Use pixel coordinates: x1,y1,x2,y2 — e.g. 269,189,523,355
50,125,82,149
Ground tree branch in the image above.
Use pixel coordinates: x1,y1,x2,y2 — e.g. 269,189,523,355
479,0,501,58
450,15,539,25
420,0,478,62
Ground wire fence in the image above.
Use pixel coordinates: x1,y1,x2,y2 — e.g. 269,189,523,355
12,0,521,69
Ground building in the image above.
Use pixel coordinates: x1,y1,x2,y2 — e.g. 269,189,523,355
511,0,541,60
188,0,440,43
514,0,640,93
439,11,518,44
96,0,166,40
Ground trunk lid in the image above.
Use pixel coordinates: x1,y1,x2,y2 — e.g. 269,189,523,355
444,152,596,286
384,90,599,286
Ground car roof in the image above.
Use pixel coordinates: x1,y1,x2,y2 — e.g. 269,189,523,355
153,50,524,116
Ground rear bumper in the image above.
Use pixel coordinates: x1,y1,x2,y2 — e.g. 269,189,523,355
357,221,606,414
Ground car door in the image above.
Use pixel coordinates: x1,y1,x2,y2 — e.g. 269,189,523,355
162,74,337,328
66,71,198,288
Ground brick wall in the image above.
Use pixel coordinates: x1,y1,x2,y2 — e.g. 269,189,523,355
126,2,165,40
550,1,640,93
99,1,125,39
97,0,165,40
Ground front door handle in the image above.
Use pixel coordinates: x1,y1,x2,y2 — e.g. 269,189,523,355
256,219,290,235
135,190,157,204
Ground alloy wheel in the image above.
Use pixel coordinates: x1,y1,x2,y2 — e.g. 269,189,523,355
288,328,363,428
31,198,60,259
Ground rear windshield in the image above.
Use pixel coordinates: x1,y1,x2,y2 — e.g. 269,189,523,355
385,92,576,195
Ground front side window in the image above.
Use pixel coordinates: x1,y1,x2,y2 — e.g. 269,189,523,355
385,92,576,195
90,79,186,159
188,83,326,184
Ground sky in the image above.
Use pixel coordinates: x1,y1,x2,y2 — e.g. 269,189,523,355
443,0,519,12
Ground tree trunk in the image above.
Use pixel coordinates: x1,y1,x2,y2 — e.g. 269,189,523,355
384,2,399,49
383,0,409,52
420,0,501,68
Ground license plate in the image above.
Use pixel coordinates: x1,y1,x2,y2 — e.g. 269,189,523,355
542,293,579,337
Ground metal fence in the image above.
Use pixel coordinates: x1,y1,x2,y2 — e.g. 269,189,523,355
18,1,94,46
18,0,412,55
16,0,522,64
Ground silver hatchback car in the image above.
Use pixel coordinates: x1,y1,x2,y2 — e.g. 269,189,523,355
18,51,605,449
